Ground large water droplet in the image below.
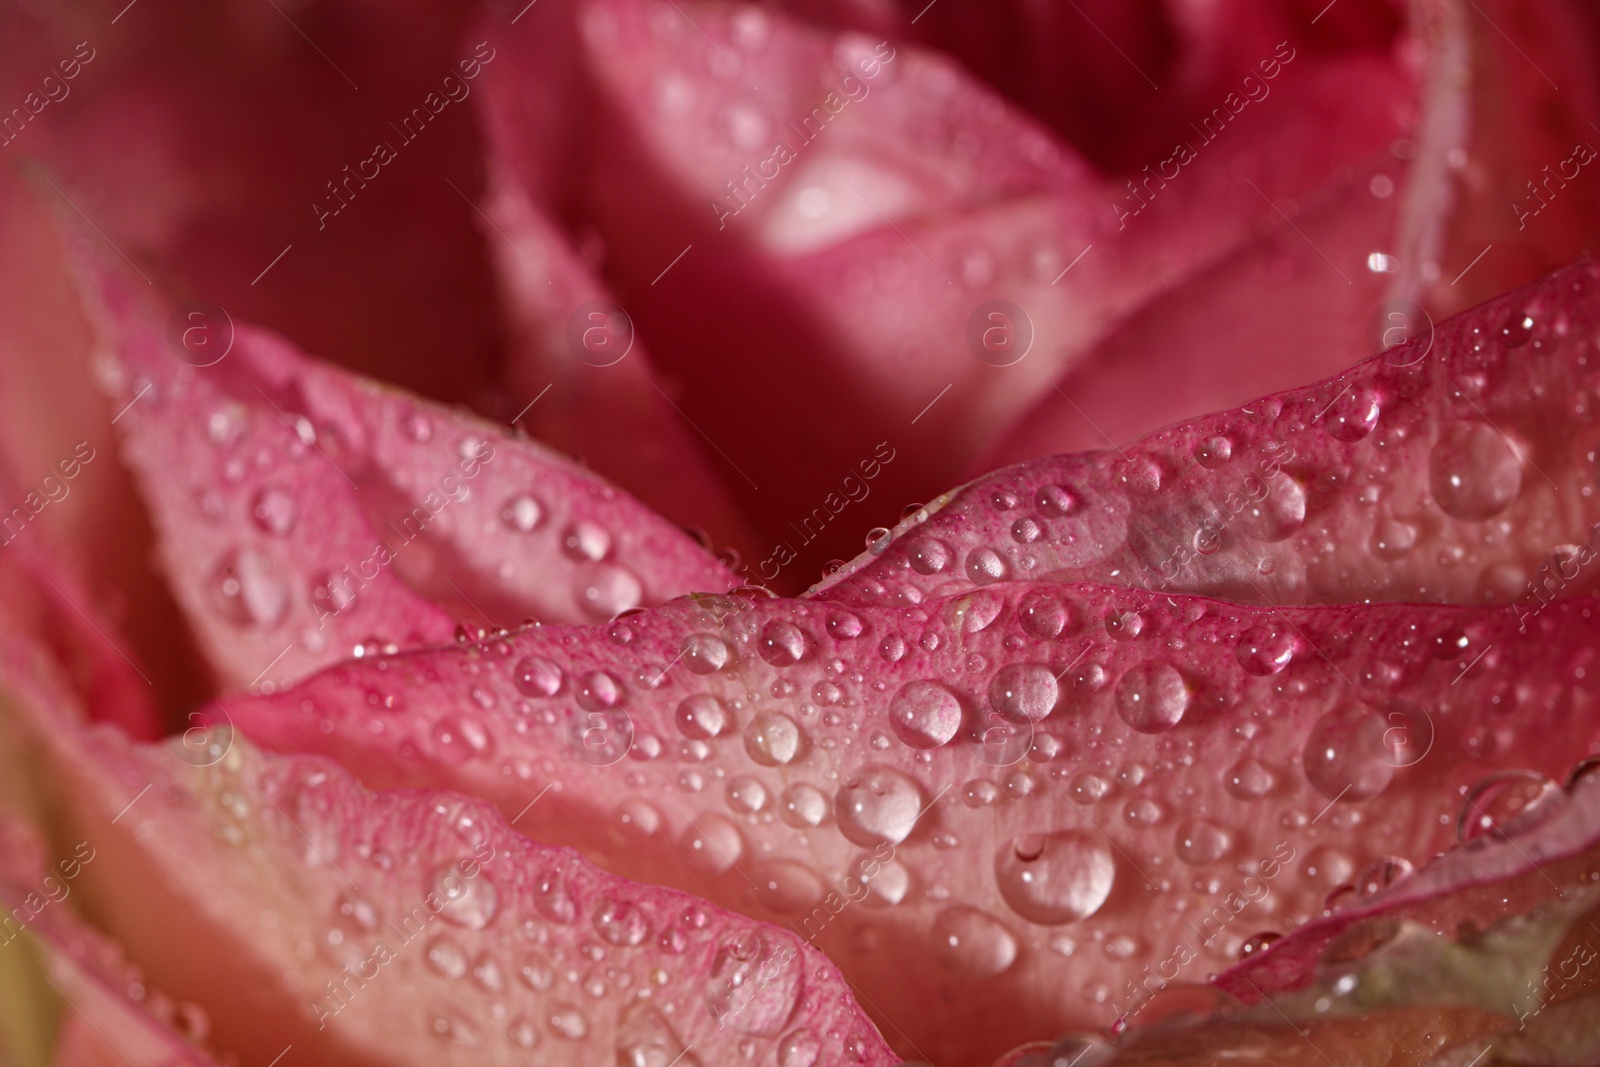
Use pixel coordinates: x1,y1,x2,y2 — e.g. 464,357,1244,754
835,767,923,846
1236,625,1296,676
778,1029,822,1067
1017,590,1068,639
988,663,1060,723
780,783,828,827
683,815,744,876
932,906,1017,977
676,694,731,739
1174,820,1232,866
209,550,290,627
753,860,825,914
513,656,563,697
1430,423,1524,520
966,547,1007,583
994,831,1114,924
1237,471,1307,542
1326,387,1381,442
500,493,544,533
682,632,732,674
1225,757,1275,799
1114,663,1188,733
1456,770,1562,844
907,538,951,575
759,622,808,666
705,933,803,1035
432,713,492,764
562,520,611,561
1303,704,1396,801
429,863,500,929
250,487,298,537
617,1003,698,1067
745,713,803,766
889,680,963,748
593,898,651,946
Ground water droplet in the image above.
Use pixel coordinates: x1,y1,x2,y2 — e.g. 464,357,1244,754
1499,309,1533,348
1236,625,1296,676
401,410,433,442
826,611,863,639
1370,518,1418,560
580,564,642,619
1011,518,1041,544
1017,590,1068,639
835,767,923,846
906,538,950,574
500,493,544,532
1238,932,1281,959
705,933,803,1035
1430,423,1523,520
1225,757,1275,799
683,815,744,876
562,520,611,561
745,713,803,766
759,622,807,666
1105,610,1143,640
548,1004,589,1040
534,870,576,924
682,633,732,674
966,547,1007,584
1115,663,1188,733
1326,387,1381,442
432,713,492,764
575,671,623,711
780,784,828,827
778,1029,821,1067
1237,472,1307,542
250,487,298,536
1195,436,1232,468
676,694,731,739
889,680,963,748
1303,704,1396,801
425,935,468,978
1035,485,1075,514
513,656,563,697
988,663,1060,722
429,863,500,928
932,906,1017,977
1456,770,1561,844
995,831,1114,924
209,550,290,627
753,860,825,914
617,1003,698,1067
726,776,767,814
1174,820,1231,866
593,898,651,946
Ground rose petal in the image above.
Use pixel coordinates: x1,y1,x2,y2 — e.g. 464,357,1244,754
818,259,1600,608
223,578,1600,1061
81,256,737,692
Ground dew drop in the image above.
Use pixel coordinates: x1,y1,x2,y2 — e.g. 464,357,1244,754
835,767,923,846
994,831,1114,924
209,550,290,627
988,663,1060,722
966,547,1007,584
1303,704,1396,801
1174,820,1232,866
500,493,544,533
432,713,492,764
779,783,828,828
1017,590,1068,639
1430,423,1523,521
1115,663,1188,733
759,622,807,666
1456,770,1561,844
429,863,500,929
593,899,651,946
1225,757,1275,799
562,520,611,561
1237,471,1307,542
932,906,1017,977
745,713,803,766
676,694,731,739
1236,625,1296,676
889,680,963,748
250,487,298,536
682,632,732,674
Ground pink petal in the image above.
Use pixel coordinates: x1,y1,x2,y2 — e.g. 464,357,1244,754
0,650,891,1067
817,259,1600,608
224,579,1600,1061
82,256,736,692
